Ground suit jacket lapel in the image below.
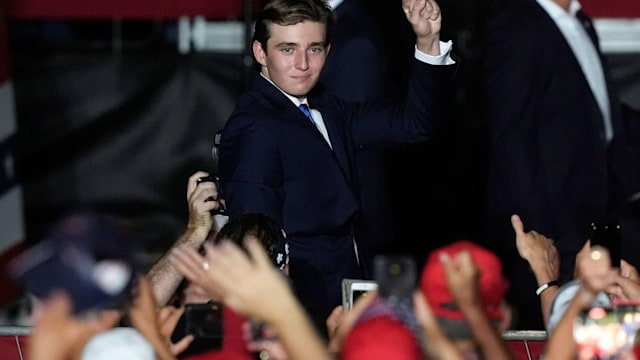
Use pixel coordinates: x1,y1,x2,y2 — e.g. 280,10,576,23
309,95,353,185
531,0,593,90
252,75,330,144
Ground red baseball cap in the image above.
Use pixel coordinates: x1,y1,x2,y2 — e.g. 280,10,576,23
420,240,509,321
341,315,422,360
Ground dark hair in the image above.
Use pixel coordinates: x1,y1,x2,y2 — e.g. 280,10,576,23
253,0,335,51
214,212,287,266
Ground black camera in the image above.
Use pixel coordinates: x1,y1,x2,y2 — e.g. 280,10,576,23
590,221,622,267
372,255,416,299
196,175,226,215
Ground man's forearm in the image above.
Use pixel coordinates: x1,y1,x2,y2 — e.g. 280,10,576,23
147,229,209,305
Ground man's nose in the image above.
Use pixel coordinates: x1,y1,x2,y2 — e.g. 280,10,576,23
295,51,309,70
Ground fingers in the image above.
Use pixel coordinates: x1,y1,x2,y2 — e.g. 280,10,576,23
511,214,524,236
326,305,344,338
413,291,435,327
172,335,194,356
328,292,377,354
187,171,210,198
403,0,439,19
244,235,272,268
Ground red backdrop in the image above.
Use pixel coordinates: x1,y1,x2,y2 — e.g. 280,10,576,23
4,0,264,19
4,0,640,19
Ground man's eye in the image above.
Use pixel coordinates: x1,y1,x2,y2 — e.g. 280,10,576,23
309,47,325,53
281,47,293,53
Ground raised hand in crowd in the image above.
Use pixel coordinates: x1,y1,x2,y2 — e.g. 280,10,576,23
27,292,121,360
325,289,377,355
544,246,621,359
127,275,192,360
171,237,332,360
611,260,640,300
412,290,463,360
148,170,224,306
440,250,515,360
511,214,559,327
242,321,289,360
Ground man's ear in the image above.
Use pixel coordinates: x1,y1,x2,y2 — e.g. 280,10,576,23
253,40,267,67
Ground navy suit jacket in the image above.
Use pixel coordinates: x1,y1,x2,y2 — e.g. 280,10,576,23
219,58,454,327
483,0,640,315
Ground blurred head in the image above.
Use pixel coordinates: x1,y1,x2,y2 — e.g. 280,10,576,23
11,211,142,317
82,327,155,360
420,240,512,339
341,316,422,360
213,212,289,273
252,0,334,99
179,213,289,306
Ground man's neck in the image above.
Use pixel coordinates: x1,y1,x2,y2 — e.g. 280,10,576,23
552,0,572,12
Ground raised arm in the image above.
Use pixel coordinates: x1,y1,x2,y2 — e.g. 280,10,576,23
171,238,332,360
147,170,223,305
511,214,559,327
442,250,515,360
402,0,442,55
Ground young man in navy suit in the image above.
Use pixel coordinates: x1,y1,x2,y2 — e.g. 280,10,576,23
217,0,456,335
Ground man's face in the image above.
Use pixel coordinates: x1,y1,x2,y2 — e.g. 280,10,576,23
253,21,329,100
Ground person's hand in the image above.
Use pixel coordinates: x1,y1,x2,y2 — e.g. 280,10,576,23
574,240,592,280
186,171,223,241
157,305,193,356
609,273,640,301
169,242,226,301
440,250,481,307
128,276,183,360
606,260,640,301
172,236,296,323
511,214,559,283
413,291,463,360
621,260,640,282
326,291,377,354
578,246,618,295
242,321,289,360
28,291,120,360
402,0,441,55
182,282,211,304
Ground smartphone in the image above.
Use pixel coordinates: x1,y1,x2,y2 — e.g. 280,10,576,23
341,279,378,311
372,255,416,300
171,302,223,356
590,221,622,267
184,302,223,339
574,306,628,359
196,175,226,215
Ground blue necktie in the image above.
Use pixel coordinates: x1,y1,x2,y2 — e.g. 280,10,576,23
298,104,315,124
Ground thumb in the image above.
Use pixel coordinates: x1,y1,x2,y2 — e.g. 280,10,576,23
511,214,524,236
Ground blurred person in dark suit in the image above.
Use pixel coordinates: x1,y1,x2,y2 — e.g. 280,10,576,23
482,0,640,330
321,0,393,275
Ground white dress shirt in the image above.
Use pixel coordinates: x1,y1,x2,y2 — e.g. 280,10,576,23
538,0,613,142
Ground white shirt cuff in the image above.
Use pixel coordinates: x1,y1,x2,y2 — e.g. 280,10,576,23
414,40,455,65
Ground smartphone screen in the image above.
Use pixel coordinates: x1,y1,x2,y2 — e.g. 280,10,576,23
341,279,377,310
590,221,622,267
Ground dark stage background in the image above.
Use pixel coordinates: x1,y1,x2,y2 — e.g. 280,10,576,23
4,0,640,282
